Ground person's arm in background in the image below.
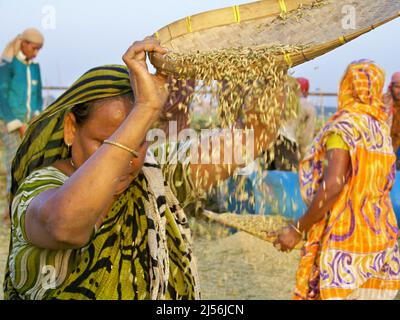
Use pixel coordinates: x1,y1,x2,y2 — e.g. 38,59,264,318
0,59,23,133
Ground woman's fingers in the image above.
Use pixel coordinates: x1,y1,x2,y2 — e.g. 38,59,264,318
273,232,296,253
273,239,281,251
123,39,167,62
123,39,168,80
128,41,167,56
266,230,280,239
122,37,171,113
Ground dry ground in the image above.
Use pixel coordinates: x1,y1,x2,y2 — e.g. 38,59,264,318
0,216,300,300
1,192,399,300
191,220,300,300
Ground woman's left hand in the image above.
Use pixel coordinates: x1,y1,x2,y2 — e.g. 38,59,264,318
122,37,169,115
273,225,302,253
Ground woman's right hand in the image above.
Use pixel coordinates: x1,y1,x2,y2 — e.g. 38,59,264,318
122,37,169,117
273,226,302,253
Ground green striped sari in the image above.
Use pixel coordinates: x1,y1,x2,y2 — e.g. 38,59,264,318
3,65,200,300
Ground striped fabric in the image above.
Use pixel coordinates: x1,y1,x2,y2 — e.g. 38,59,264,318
0,120,21,193
3,65,200,300
8,167,76,299
10,65,132,197
295,61,400,300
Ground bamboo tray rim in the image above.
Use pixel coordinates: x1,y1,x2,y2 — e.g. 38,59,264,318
153,0,321,45
153,0,400,48
149,1,400,74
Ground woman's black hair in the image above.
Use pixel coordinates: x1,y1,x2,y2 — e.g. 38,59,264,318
70,101,92,126
70,92,134,126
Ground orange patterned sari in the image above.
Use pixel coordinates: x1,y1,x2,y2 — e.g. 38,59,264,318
295,61,400,300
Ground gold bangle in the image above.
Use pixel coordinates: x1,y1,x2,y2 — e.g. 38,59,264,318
297,220,302,232
103,140,140,158
290,222,303,237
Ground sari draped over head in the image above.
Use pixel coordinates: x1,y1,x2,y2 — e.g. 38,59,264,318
296,60,400,300
3,65,200,300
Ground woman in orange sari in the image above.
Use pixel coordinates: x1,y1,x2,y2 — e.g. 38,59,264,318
274,60,400,300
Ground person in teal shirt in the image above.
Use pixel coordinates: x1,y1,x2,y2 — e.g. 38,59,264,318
0,28,44,222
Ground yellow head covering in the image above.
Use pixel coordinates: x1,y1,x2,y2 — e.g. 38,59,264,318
338,59,387,122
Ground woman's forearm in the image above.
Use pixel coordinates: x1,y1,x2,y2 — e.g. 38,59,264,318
42,104,159,239
297,184,343,234
297,149,351,233
25,39,170,249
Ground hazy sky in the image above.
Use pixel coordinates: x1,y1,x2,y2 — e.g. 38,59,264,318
1,0,399,105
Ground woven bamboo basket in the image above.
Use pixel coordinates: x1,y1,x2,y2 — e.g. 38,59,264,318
150,0,400,77
200,210,304,249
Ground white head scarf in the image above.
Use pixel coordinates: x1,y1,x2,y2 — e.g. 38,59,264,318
2,28,44,61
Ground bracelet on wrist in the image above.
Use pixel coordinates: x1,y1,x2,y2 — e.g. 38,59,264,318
103,140,139,158
290,220,304,237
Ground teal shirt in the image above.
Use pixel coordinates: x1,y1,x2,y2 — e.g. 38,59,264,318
0,53,43,129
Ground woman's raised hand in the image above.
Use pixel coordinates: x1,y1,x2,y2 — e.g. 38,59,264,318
123,37,169,115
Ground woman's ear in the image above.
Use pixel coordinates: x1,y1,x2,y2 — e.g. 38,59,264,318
64,112,77,146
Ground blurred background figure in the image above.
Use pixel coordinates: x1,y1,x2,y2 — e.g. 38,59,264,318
266,76,316,171
296,77,316,159
0,28,44,222
267,77,301,171
384,72,400,167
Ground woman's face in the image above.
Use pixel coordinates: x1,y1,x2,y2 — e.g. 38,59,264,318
66,98,150,195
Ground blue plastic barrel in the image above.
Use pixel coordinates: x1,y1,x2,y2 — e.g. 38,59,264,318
254,171,307,220
226,171,306,219
226,175,257,214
